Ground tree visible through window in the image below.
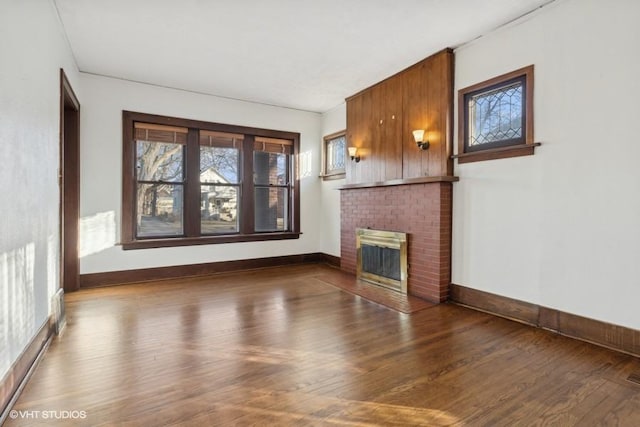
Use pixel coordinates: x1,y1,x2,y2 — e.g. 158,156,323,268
468,79,523,149
457,65,537,163
122,111,300,249
135,124,186,237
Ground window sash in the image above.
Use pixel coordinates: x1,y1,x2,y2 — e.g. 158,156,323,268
464,76,526,152
254,186,289,232
200,184,240,235
136,182,185,238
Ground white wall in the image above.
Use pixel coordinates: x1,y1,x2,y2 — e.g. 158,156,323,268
0,0,80,379
452,0,640,329
319,103,347,257
79,74,323,274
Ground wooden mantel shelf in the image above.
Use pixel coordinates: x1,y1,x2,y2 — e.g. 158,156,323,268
339,176,459,190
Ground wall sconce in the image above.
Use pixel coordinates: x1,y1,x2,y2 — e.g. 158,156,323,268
413,129,429,150
348,146,361,162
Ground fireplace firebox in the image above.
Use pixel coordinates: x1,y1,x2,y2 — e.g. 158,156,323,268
356,228,408,293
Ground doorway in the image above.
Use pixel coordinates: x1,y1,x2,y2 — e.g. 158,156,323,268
60,69,80,292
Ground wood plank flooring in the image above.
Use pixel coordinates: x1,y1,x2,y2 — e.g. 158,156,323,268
315,269,435,313
5,264,640,426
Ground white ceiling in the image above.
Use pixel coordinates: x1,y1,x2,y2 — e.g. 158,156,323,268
54,0,554,113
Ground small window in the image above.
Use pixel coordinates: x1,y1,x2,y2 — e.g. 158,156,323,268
457,65,537,163
321,130,346,180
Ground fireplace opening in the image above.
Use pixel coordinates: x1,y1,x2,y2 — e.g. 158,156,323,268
356,228,407,293
362,245,401,281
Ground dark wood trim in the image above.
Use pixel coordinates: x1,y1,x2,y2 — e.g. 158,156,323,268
291,133,301,235
449,284,540,325
323,129,347,141
123,110,300,141
121,231,301,250
60,69,80,293
122,111,300,247
453,142,541,164
457,65,535,164
320,173,346,181
241,135,255,234
0,319,53,421
322,130,347,180
444,50,455,177
79,252,338,288
122,111,135,244
346,48,454,102
537,307,640,358
185,129,200,237
450,283,640,357
339,175,458,190
321,253,341,268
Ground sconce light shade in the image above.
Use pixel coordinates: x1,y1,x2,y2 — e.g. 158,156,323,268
348,146,361,162
413,129,429,150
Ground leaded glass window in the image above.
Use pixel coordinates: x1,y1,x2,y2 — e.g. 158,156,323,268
468,79,523,148
322,131,346,179
457,65,536,163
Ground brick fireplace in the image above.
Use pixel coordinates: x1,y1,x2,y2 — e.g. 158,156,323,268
340,181,453,303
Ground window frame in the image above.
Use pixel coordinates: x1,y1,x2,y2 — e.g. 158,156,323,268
456,65,537,164
321,130,347,180
122,111,300,250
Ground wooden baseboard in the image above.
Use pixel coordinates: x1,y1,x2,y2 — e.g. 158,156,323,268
0,319,53,421
321,253,341,268
80,252,341,288
450,284,640,358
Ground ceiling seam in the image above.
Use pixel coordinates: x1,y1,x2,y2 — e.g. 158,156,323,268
452,0,560,51
80,70,322,114
51,0,81,72
78,71,323,115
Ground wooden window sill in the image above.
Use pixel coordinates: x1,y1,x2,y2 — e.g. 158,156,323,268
121,232,301,250
453,143,541,164
320,173,346,181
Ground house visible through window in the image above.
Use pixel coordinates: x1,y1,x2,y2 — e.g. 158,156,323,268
457,65,537,163
322,130,346,179
199,130,242,235
122,111,300,249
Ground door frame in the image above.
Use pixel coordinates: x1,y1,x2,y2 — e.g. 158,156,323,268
59,69,80,292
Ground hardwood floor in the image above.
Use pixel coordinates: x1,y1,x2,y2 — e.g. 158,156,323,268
313,269,435,314
5,264,640,426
